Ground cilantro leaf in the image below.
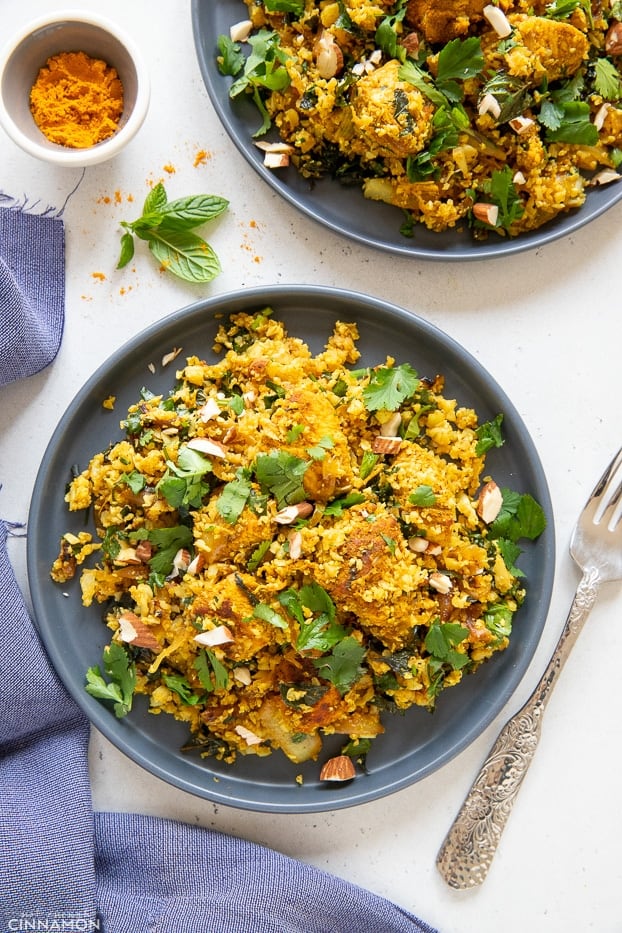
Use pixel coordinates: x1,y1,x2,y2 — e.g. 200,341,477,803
475,413,504,456
485,166,524,231
313,637,367,694
228,30,291,136
594,58,622,101
483,603,514,642
362,363,419,412
163,673,201,705
375,1,408,61
408,484,437,507
425,621,470,672
254,450,309,507
488,489,547,542
436,37,484,102
85,642,136,718
216,472,252,524
264,0,304,11
324,492,367,517
131,525,194,576
543,100,598,145
157,446,213,510
216,35,245,77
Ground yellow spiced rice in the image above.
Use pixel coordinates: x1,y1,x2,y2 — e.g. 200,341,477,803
52,311,542,773
222,0,622,239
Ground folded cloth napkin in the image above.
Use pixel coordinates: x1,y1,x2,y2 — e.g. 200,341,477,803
0,207,437,933
0,206,65,387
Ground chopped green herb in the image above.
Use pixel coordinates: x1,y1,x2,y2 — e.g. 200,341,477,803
85,642,136,718
362,363,419,412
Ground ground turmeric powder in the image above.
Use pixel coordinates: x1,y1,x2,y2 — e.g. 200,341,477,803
30,50,124,148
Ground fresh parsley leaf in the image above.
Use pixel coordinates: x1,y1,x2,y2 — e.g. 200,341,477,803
375,0,408,61
425,621,470,672
543,100,598,145
313,637,367,694
362,363,419,412
85,642,136,718
163,673,201,705
254,450,309,507
475,413,504,456
488,489,547,542
483,603,513,641
408,484,437,507
216,473,252,524
436,37,484,102
594,58,622,101
118,470,145,494
229,30,291,136
130,525,193,576
216,34,245,76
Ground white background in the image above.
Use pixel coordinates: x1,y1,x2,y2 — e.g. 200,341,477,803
1,2,621,931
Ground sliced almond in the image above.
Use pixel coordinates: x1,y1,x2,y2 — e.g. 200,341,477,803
288,529,303,559
274,501,314,524
314,30,344,79
319,755,356,782
477,480,503,524
591,169,621,186
513,170,526,185
161,347,183,367
483,4,512,37
472,202,499,227
233,666,252,686
187,437,227,458
187,553,205,575
194,624,234,647
197,397,221,422
114,547,141,565
235,724,263,746
408,536,429,553
230,19,253,42
378,412,402,437
118,611,160,651
429,572,452,595
171,548,191,576
134,540,154,563
372,436,402,455
478,93,501,120
509,116,534,135
594,102,611,132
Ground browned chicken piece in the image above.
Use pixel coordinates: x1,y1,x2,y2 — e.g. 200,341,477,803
505,16,589,82
404,0,488,45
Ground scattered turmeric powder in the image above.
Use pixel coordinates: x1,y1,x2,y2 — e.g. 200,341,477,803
30,51,124,148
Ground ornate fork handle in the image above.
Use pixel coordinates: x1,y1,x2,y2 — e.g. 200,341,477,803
436,566,600,889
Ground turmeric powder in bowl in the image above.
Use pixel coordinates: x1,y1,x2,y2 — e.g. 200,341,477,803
30,50,123,149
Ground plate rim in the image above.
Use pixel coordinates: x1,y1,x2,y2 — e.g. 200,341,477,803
27,284,556,812
191,0,622,261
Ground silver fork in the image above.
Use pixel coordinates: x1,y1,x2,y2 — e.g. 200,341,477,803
436,446,622,889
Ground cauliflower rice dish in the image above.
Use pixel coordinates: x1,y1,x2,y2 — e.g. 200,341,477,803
217,0,622,239
52,311,545,779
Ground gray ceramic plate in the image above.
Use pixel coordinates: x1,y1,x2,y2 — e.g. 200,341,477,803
192,0,622,261
27,286,555,812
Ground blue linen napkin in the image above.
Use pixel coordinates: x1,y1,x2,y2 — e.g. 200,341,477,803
0,206,437,933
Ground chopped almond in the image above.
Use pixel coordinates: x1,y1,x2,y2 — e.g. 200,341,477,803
274,501,314,524
194,625,234,647
319,755,356,782
118,611,160,651
187,437,227,458
477,480,503,524
372,436,402,455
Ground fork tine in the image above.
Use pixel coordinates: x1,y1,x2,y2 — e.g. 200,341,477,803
592,446,622,521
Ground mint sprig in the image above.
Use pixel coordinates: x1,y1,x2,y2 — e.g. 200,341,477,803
117,182,228,283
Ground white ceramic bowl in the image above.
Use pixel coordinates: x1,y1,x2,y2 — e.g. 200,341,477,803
0,10,150,167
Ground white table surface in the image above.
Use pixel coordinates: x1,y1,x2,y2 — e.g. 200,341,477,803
2,2,621,931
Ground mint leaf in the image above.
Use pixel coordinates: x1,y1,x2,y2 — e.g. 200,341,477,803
148,229,222,284
362,363,419,411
